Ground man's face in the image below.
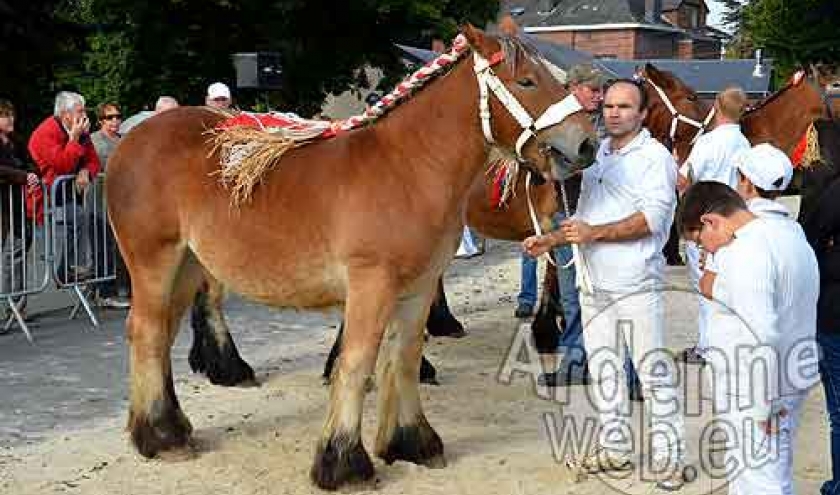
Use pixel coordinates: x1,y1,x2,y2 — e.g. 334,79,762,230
61,103,86,128
0,114,13,134
687,213,732,254
207,97,231,109
603,83,646,139
571,83,603,113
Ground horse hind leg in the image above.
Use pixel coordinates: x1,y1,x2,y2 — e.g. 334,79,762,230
188,276,256,387
127,249,206,459
374,288,445,468
310,272,397,490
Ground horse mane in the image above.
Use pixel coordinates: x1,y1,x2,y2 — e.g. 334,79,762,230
742,79,797,117
212,33,543,206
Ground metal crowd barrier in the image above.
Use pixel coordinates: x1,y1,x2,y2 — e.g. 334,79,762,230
0,181,50,342
0,174,117,342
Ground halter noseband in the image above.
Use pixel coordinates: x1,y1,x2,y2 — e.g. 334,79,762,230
642,77,715,150
472,50,583,161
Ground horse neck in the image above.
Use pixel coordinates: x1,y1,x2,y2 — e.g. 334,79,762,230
367,58,489,195
742,84,825,156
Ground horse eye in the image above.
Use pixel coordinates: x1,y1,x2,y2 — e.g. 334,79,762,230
517,77,536,88
688,94,698,102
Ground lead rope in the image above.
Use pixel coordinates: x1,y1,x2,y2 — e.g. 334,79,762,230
557,178,594,295
525,171,555,267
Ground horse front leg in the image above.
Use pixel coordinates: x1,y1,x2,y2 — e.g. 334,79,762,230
187,276,256,386
310,275,396,490
374,288,445,468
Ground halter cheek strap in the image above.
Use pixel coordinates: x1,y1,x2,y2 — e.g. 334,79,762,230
644,78,715,147
473,52,583,160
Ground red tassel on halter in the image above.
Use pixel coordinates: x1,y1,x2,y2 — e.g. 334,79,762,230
791,131,808,167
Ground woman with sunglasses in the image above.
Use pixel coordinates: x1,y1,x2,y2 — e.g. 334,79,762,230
90,102,130,309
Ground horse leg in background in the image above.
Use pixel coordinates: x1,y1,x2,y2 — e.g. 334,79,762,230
531,260,563,373
374,287,445,468
662,212,684,266
425,277,466,338
127,250,205,459
311,271,396,490
323,322,439,385
188,277,256,387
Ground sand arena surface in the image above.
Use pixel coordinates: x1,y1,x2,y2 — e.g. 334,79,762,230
0,240,829,494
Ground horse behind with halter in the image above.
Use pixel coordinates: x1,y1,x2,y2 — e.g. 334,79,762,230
106,22,596,490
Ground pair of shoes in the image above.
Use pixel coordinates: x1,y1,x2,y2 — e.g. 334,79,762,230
514,302,534,318
651,458,687,491
679,346,707,365
537,370,589,387
666,256,685,266
99,296,131,309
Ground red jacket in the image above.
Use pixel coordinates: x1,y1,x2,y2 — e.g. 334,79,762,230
28,116,100,190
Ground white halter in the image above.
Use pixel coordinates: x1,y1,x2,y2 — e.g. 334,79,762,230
644,77,715,146
473,51,583,159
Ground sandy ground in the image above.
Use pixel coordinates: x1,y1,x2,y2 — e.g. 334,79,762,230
0,240,830,495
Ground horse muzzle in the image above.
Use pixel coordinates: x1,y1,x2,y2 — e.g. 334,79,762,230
543,133,598,181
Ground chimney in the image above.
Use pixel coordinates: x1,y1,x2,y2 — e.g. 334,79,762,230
752,49,765,78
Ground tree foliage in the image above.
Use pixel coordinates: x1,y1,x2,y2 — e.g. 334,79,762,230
0,0,499,128
720,0,840,77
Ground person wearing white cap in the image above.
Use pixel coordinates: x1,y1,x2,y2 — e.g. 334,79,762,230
680,181,819,495
678,87,752,366
206,82,232,109
734,143,795,219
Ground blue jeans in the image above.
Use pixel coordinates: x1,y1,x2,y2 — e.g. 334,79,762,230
553,213,639,387
820,332,840,495
518,253,538,307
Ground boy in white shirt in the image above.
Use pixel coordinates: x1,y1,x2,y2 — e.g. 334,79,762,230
680,181,819,495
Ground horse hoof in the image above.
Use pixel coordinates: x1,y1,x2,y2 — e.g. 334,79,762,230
377,418,445,467
129,406,193,459
310,434,375,491
205,356,258,387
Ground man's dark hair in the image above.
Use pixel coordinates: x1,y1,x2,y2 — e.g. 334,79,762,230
605,78,648,110
736,170,783,200
0,99,14,118
678,181,747,234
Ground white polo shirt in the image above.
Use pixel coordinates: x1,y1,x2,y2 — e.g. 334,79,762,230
680,123,750,187
575,128,678,292
709,218,820,420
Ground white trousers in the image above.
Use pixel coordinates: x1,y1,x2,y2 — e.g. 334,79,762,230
581,288,686,463
715,391,807,495
686,241,711,351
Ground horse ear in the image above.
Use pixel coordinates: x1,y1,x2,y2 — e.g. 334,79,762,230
461,24,496,58
644,63,660,78
498,15,520,37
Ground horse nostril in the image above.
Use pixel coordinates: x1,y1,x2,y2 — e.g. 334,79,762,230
578,138,596,163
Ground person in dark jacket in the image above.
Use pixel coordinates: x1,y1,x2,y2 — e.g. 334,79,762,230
804,171,840,495
0,99,39,316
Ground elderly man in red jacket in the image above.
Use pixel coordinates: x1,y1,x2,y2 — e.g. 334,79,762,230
28,91,101,283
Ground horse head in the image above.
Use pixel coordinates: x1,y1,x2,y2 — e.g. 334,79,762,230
461,22,597,181
640,63,710,162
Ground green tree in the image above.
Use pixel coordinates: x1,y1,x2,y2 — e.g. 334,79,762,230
738,0,840,77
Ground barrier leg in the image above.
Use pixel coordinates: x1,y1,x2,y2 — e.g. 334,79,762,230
4,296,33,343
70,285,99,328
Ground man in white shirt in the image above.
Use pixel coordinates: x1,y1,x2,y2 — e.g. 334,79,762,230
678,87,751,365
680,181,819,495
524,79,685,488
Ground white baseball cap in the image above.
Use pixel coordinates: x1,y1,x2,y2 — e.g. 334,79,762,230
207,82,231,100
735,143,794,191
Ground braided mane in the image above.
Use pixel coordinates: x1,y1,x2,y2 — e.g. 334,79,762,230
212,33,543,205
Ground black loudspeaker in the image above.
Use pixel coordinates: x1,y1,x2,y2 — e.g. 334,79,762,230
232,52,283,90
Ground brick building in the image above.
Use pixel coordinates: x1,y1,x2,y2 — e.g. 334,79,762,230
506,0,728,60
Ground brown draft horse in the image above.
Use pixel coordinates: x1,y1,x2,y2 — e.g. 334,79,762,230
106,25,596,490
